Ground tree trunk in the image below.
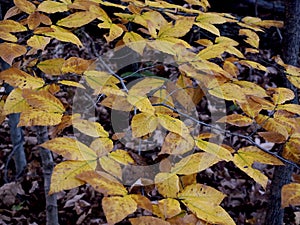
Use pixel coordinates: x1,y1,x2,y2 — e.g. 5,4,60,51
265,0,300,224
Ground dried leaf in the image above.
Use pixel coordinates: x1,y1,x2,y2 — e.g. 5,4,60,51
160,132,194,155
0,43,27,65
282,183,300,208
130,216,170,225
217,114,253,127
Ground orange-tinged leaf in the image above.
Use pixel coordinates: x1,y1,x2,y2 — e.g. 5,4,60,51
40,137,97,161
171,152,221,175
27,11,41,30
14,0,36,14
22,89,64,113
0,19,27,32
217,114,253,127
43,25,83,47
258,132,286,144
108,149,134,165
72,119,108,137
3,88,30,114
158,198,181,219
90,137,113,157
127,94,155,114
102,195,137,225
101,95,133,111
277,104,300,115
62,57,93,74
27,35,51,50
160,132,194,155
0,43,26,65
155,173,180,198
99,156,122,180
282,183,300,208
19,109,63,126
50,113,80,138
239,29,259,48
37,58,65,75
131,112,158,137
267,87,295,104
0,68,44,89
57,11,97,28
130,194,152,212
283,135,300,163
37,1,69,13
195,139,233,161
157,113,190,138
49,160,97,194
77,170,128,196
130,216,170,225
123,31,146,55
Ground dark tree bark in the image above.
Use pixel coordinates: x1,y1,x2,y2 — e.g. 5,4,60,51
265,0,300,224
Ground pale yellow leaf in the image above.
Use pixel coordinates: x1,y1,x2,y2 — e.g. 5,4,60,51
77,170,128,196
72,119,108,137
130,216,170,225
239,29,259,48
37,58,65,75
90,137,113,157
158,198,181,219
217,114,253,127
147,39,179,55
209,82,246,102
127,94,155,114
0,68,44,89
99,156,122,180
0,19,27,32
194,22,220,36
37,1,69,13
239,60,267,72
19,109,63,126
0,43,27,65
128,77,165,96
123,31,146,55
131,112,158,137
3,88,30,114
109,149,134,165
40,137,97,161
0,32,17,42
14,0,36,14
104,23,124,43
155,173,180,198
102,195,137,225
49,160,97,194
160,132,194,155
196,12,227,25
83,70,119,89
57,11,97,28
58,80,85,89
158,16,195,38
282,183,300,208
27,35,51,50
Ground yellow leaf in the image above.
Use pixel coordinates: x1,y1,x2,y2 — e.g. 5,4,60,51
103,23,124,43
130,216,170,225
127,94,155,114
37,1,69,13
90,137,113,157
158,16,194,38
131,112,158,137
195,139,233,162
72,119,108,137
61,57,92,74
0,32,17,42
77,170,128,196
99,156,122,180
22,89,65,113
171,152,221,175
196,12,227,24
109,149,134,165
43,25,83,47
102,195,137,225
282,183,300,208
209,82,246,102
158,198,181,219
89,5,111,23
234,80,267,98
27,35,51,50
37,58,65,75
0,68,44,89
19,109,63,126
49,160,97,194
128,77,165,96
239,29,259,48
0,19,27,32
0,100,5,124
123,31,146,55
239,60,267,72
14,0,36,14
130,194,152,211
27,11,41,30
57,11,97,28
155,173,180,198
83,70,119,89
194,22,220,36
40,137,97,161
0,43,27,65
283,134,300,163
277,104,300,115
101,95,133,111
233,146,284,189
223,60,239,77
267,87,295,104
3,88,30,114
58,80,85,89
147,39,179,55
160,132,194,155
217,114,253,127
156,113,190,138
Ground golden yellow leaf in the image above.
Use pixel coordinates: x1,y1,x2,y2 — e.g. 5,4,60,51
239,29,259,48
77,170,128,196
277,104,300,115
40,137,97,160
109,149,134,165
234,80,267,98
14,0,36,14
57,11,97,28
49,160,97,194
102,195,137,225
103,23,124,43
233,146,284,189
223,60,239,77
90,137,113,157
0,32,17,42
283,135,300,163
217,114,253,127
37,1,69,13
248,95,274,110
43,25,83,47
0,43,27,65
194,21,220,36
99,156,122,180
101,95,133,111
61,57,92,74
89,5,111,23
282,183,300,208
37,58,65,75
267,87,295,104
83,70,119,89
180,174,197,188
57,80,85,89
171,152,221,175
123,31,146,55
147,39,179,55
239,60,267,71
19,109,63,126
22,89,65,113
27,11,41,30
0,100,6,124
72,119,108,137
208,82,246,102
195,139,233,162
0,68,44,89
128,77,165,96
155,173,180,198
127,94,155,114
130,216,170,225
131,112,158,137
158,198,181,219
27,35,51,50
0,19,27,32
158,16,194,38
130,194,152,212
160,132,194,155
3,88,30,115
